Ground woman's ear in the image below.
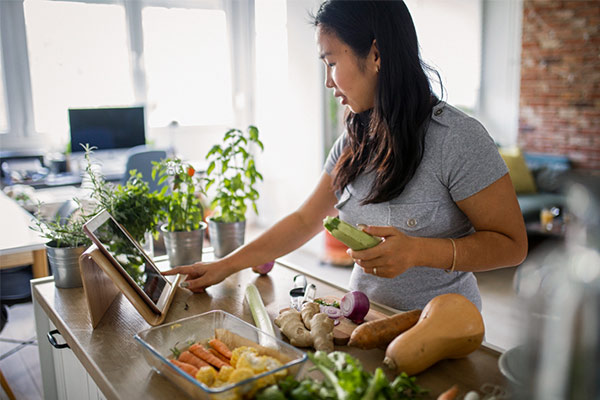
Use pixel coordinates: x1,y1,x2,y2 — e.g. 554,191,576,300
371,39,381,72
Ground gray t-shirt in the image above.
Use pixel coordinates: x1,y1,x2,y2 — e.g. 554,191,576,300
324,102,508,311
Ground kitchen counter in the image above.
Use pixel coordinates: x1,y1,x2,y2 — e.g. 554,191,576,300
32,256,507,400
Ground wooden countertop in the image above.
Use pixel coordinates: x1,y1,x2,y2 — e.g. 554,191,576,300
32,257,507,400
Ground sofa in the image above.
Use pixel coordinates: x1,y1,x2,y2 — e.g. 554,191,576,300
499,148,571,225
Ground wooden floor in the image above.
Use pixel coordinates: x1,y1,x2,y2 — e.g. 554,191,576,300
0,233,561,400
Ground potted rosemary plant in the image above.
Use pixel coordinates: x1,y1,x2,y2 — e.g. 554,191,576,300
30,200,92,288
82,145,164,256
205,125,264,257
153,158,207,267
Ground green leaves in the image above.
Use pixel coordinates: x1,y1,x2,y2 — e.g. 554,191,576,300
205,125,264,223
34,144,164,247
256,351,428,400
30,199,92,248
152,158,206,232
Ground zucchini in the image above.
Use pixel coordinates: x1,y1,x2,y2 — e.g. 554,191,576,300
323,216,381,251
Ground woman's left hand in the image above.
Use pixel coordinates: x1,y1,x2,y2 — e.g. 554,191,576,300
347,225,418,278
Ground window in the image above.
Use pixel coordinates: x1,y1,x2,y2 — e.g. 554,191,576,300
0,0,248,152
142,7,233,127
24,0,134,139
405,0,482,113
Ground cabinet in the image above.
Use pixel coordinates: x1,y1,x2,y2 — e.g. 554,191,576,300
33,279,106,400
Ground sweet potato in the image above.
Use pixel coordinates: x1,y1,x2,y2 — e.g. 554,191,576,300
348,309,422,349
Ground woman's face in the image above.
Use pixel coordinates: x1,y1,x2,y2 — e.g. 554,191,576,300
316,27,379,114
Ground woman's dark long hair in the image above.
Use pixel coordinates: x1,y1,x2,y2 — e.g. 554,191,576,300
313,0,441,204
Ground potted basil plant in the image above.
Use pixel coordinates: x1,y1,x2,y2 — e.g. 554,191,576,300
30,200,92,288
153,158,207,267
205,125,264,257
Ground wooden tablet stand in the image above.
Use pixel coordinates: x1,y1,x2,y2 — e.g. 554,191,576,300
79,245,181,328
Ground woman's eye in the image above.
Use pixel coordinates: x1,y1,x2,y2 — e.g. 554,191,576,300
328,63,335,68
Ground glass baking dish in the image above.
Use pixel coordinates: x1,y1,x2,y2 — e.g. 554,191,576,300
134,310,308,399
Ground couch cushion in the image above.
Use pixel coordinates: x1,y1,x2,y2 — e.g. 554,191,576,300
523,152,570,193
499,147,537,194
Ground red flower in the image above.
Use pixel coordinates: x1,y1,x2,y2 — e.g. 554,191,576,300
187,166,195,177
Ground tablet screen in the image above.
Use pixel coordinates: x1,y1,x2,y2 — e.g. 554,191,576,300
92,216,167,305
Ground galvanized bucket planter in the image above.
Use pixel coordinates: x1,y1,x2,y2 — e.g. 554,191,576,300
161,222,207,268
46,243,87,289
207,218,245,258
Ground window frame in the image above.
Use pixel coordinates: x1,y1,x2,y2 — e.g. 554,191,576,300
0,0,255,150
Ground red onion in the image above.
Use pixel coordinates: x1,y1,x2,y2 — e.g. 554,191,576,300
340,291,370,324
252,261,274,275
320,305,343,320
333,318,341,326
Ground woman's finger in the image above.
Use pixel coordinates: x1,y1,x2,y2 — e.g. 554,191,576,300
180,278,207,293
162,263,203,276
355,257,383,269
362,225,398,237
347,246,382,261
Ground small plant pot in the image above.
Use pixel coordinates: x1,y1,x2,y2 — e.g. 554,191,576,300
207,218,245,258
161,222,207,268
322,230,354,267
46,242,87,289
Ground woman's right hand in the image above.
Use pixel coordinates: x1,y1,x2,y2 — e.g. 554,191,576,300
162,261,237,293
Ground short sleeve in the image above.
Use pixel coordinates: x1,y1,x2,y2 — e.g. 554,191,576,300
323,132,347,175
442,118,508,202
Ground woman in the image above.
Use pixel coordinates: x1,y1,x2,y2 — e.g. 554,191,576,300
164,0,527,311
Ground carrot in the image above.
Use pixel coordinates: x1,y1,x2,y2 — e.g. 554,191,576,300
209,338,232,359
170,359,199,377
208,348,232,367
437,384,460,400
179,350,210,369
189,343,228,369
348,309,422,349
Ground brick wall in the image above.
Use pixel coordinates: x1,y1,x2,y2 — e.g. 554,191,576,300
518,0,600,170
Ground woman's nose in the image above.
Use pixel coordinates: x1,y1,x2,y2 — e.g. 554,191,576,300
325,69,334,88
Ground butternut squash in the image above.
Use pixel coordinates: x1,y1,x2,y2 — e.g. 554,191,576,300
383,293,484,376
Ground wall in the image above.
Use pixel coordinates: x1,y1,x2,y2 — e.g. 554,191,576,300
253,0,324,229
478,0,523,146
518,0,600,170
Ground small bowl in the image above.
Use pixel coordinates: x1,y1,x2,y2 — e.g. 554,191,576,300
134,310,307,399
498,345,528,386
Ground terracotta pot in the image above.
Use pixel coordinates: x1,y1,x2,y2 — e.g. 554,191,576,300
322,230,354,266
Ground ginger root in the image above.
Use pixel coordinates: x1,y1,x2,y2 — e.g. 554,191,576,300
300,302,321,329
274,309,312,347
309,313,334,353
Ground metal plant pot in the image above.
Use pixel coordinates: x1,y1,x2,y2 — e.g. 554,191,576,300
46,243,87,289
208,218,245,258
161,222,207,268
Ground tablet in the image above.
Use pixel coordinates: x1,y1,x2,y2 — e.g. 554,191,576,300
83,210,176,315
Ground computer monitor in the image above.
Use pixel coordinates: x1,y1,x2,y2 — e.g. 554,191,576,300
69,106,146,153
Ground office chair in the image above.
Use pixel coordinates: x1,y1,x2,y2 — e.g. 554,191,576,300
55,199,80,225
121,146,167,193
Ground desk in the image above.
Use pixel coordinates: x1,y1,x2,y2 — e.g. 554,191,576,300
0,192,48,278
32,256,507,400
